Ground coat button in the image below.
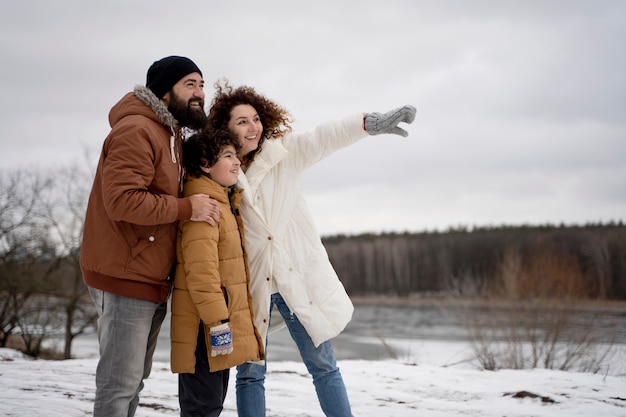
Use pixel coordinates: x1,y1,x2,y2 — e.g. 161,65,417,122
148,236,155,242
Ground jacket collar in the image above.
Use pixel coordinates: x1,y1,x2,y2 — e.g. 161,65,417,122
133,85,178,130
184,175,231,204
240,139,288,194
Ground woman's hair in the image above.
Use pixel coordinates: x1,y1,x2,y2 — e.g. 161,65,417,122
183,128,241,179
207,79,293,165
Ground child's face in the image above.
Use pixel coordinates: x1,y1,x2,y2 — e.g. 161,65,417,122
201,145,241,187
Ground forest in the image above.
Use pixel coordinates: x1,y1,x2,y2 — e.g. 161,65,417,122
324,223,626,300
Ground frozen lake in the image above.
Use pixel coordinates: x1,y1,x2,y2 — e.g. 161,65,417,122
66,298,626,365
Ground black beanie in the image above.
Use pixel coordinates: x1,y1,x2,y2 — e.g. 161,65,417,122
146,56,203,99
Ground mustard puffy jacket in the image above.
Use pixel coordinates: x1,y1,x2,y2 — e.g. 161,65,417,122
170,175,264,373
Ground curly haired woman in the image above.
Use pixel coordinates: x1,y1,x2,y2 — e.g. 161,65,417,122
207,79,416,417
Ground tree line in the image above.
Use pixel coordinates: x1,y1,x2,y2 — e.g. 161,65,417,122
323,223,626,300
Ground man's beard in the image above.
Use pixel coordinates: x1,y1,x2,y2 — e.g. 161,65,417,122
168,91,207,129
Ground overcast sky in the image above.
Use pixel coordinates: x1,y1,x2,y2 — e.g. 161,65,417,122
1,0,624,235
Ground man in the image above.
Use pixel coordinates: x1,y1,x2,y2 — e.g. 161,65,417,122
80,56,219,417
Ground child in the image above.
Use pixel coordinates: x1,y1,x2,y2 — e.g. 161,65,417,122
170,128,264,416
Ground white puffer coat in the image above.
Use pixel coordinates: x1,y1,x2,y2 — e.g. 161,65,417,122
237,112,368,349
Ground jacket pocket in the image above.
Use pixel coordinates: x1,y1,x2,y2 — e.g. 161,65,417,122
125,223,176,280
222,286,230,309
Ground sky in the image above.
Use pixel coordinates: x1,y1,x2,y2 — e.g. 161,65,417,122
1,342,625,416
1,0,625,236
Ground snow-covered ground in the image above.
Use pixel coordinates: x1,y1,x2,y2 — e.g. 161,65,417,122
1,340,625,417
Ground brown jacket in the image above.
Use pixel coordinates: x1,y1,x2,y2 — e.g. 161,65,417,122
170,175,264,373
80,86,192,302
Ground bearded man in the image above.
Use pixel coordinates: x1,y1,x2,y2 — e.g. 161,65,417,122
80,56,220,417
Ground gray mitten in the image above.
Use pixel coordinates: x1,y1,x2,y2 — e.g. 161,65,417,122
364,105,416,137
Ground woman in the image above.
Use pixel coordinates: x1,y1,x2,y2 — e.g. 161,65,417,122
207,79,416,417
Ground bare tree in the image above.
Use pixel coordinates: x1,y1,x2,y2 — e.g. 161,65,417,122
0,162,96,359
457,244,615,373
0,170,52,349
37,162,96,359
583,234,612,299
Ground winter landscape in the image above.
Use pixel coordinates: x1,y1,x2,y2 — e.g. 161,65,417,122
1,301,625,417
2,2,626,416
1,342,625,417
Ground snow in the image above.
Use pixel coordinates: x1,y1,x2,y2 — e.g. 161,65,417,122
1,341,625,417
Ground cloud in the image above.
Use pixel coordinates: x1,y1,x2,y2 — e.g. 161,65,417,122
1,0,625,234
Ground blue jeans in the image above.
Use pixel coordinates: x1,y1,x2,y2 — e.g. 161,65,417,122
88,287,167,417
236,293,353,417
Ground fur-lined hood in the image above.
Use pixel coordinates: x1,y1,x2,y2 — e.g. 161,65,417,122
132,84,178,129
